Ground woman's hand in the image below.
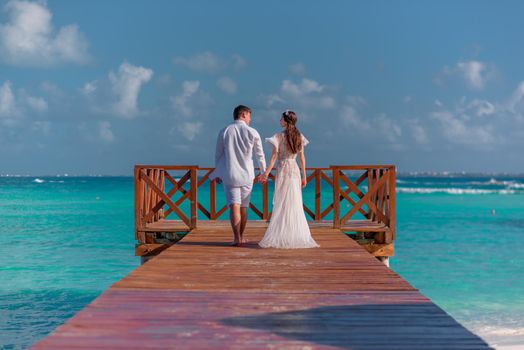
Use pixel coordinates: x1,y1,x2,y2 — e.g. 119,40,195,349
301,177,307,188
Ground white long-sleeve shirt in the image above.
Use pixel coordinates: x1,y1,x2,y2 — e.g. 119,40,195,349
210,120,266,187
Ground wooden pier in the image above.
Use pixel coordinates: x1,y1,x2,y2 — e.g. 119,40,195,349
33,165,492,349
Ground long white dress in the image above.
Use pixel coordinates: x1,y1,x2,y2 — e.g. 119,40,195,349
258,133,319,249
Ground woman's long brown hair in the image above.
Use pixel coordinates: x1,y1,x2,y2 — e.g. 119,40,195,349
282,110,302,154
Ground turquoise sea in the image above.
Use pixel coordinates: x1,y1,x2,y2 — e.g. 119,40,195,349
1,175,523,349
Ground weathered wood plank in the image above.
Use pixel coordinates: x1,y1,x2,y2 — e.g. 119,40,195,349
33,223,491,350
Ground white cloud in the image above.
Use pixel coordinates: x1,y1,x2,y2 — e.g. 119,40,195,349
260,77,341,124
109,62,153,118
508,81,524,113
24,94,47,112
265,94,285,109
171,80,200,117
261,78,335,120
376,114,402,143
340,104,370,130
0,81,47,126
0,81,18,117
432,109,495,145
0,0,90,66
409,120,429,144
289,62,306,76
174,52,221,72
281,78,324,97
98,121,114,142
339,97,402,144
81,80,97,96
174,52,247,73
436,60,493,90
468,99,495,117
339,96,369,130
176,121,203,141
456,61,487,89
217,76,237,95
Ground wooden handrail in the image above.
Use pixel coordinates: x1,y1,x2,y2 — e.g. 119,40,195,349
332,165,396,170
134,165,396,244
135,165,199,170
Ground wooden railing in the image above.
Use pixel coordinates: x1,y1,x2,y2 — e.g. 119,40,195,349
134,165,396,241
332,165,396,241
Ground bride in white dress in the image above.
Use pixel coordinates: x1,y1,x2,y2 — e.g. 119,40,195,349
258,110,319,249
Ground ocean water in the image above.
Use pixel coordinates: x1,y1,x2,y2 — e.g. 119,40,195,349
0,175,523,349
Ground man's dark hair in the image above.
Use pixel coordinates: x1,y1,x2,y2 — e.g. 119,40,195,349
233,105,251,120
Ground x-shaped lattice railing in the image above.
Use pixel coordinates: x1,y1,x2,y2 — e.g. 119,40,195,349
332,165,396,239
135,165,396,242
135,166,197,234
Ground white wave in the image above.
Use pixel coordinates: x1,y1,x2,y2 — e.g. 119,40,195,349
33,178,45,183
397,187,516,195
509,183,524,189
477,325,524,337
476,179,517,186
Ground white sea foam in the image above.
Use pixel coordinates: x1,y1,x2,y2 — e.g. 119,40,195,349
477,326,524,350
466,178,520,186
399,179,524,187
33,178,45,183
509,183,524,189
480,326,524,337
396,187,517,195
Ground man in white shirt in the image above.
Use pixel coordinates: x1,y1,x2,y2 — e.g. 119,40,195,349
210,105,267,246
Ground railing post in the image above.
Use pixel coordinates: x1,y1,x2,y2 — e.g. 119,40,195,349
263,179,269,221
389,166,397,240
152,169,159,221
368,168,374,221
134,166,140,240
190,167,198,229
332,166,341,229
158,169,165,220
315,169,321,221
210,179,217,220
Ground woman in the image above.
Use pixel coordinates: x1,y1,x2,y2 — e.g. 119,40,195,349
258,110,319,249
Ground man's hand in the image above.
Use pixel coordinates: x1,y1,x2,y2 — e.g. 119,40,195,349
215,177,222,184
257,173,268,184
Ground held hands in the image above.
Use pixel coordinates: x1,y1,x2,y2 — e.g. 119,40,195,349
256,173,268,184
215,177,222,184
301,177,307,188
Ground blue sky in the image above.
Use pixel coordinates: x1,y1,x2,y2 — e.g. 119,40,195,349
1,0,524,175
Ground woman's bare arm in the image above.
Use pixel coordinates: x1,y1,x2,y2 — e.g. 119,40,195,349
299,149,307,188
263,146,278,179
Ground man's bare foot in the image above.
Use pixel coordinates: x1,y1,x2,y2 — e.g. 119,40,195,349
230,240,240,246
241,237,249,244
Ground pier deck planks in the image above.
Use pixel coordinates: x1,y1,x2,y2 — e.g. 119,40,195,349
33,222,492,349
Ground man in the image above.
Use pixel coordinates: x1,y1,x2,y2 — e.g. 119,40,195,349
210,105,267,246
